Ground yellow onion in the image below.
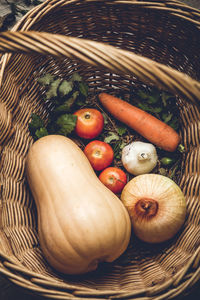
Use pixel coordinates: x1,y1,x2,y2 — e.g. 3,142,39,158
121,174,186,243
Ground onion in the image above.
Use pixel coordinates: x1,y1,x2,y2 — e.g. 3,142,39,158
121,141,158,175
121,174,187,243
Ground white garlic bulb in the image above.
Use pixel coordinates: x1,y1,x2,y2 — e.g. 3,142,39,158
121,141,158,175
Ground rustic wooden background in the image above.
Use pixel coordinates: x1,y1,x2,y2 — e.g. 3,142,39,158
0,0,200,299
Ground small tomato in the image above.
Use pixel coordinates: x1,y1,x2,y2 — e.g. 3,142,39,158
84,140,114,171
99,167,127,194
74,108,104,139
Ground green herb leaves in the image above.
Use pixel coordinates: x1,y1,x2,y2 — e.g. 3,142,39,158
35,127,48,139
28,113,44,132
28,73,88,140
136,87,180,131
37,73,54,86
103,125,128,160
45,79,61,99
104,132,119,144
58,80,73,97
28,113,48,139
56,114,77,136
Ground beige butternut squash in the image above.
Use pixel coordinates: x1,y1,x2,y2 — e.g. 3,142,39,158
26,135,131,274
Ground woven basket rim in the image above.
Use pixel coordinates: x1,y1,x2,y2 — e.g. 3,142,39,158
1,245,200,298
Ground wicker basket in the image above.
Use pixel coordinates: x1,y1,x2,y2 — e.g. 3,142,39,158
0,0,200,299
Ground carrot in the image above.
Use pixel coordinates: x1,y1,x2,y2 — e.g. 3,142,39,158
98,93,181,152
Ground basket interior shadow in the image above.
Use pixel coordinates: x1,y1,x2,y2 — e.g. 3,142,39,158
0,1,200,298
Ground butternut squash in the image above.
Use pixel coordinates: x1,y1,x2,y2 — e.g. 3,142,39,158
26,135,131,274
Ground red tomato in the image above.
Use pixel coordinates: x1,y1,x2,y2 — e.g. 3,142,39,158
99,167,127,194
74,108,104,139
84,140,114,171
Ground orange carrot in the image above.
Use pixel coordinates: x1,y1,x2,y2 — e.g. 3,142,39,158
98,93,181,152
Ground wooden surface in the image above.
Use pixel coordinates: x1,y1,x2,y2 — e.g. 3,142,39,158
0,0,200,299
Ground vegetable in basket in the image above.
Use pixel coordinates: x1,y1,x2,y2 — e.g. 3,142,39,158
74,108,104,139
121,141,158,175
99,167,127,194
98,93,181,152
84,140,114,171
121,174,186,244
26,135,131,275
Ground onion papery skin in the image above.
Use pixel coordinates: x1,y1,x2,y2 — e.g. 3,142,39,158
121,174,187,244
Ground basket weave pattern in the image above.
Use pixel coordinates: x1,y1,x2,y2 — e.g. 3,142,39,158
0,0,200,299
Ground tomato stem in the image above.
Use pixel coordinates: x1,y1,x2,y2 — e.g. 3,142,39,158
94,150,101,157
84,112,91,119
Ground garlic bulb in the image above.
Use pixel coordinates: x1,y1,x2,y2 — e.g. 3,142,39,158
121,141,158,175
121,174,186,243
